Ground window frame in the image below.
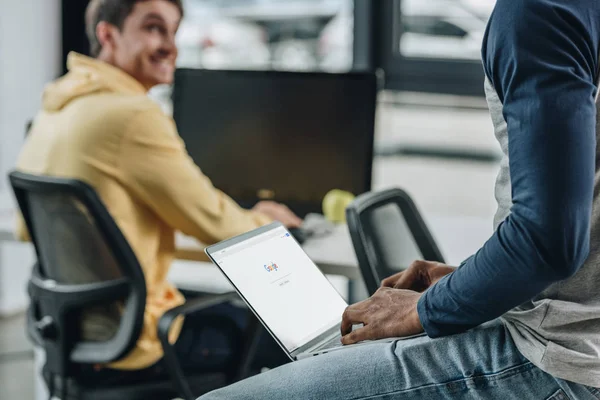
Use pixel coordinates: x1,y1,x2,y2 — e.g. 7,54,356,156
63,0,487,96
353,0,486,96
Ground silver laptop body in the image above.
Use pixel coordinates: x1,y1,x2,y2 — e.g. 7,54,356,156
205,222,422,361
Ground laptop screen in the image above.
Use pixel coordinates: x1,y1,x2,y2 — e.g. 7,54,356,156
209,224,348,353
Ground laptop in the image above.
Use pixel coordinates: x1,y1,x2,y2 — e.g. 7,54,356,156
205,222,423,361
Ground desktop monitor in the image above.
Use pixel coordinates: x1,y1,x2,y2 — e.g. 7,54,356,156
172,68,377,217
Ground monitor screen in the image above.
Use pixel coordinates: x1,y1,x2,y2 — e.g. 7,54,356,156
208,224,348,352
173,69,377,216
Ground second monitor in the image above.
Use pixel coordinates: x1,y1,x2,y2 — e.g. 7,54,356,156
173,68,377,217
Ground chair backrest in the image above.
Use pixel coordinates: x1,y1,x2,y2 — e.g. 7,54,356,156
8,171,146,380
346,188,445,295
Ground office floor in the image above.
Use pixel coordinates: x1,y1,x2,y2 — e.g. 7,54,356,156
0,313,35,400
0,101,500,400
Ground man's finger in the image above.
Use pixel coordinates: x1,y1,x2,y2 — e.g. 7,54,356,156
381,272,404,288
392,269,419,290
283,216,302,228
341,324,374,345
291,215,303,227
284,211,303,228
340,307,365,336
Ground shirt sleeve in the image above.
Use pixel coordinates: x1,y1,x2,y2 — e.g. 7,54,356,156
418,0,600,337
119,109,272,244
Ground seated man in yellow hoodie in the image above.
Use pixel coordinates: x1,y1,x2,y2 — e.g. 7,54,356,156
15,0,301,384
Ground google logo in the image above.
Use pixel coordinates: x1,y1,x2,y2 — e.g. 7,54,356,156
264,262,279,272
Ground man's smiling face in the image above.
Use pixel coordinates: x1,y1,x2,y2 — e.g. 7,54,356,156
99,0,182,89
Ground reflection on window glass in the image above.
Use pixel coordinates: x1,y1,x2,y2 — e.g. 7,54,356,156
399,0,495,61
177,0,354,72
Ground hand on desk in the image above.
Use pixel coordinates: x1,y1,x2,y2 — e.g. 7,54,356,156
381,260,456,292
340,287,423,345
253,201,303,228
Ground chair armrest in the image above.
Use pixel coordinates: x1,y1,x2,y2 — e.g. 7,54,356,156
157,292,238,400
159,292,238,327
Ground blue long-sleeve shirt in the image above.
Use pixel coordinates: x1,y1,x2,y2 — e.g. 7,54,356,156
418,0,600,337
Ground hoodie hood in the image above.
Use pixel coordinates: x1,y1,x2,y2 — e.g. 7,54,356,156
42,52,147,112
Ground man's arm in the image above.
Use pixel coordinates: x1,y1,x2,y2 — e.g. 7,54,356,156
418,0,600,337
119,109,273,244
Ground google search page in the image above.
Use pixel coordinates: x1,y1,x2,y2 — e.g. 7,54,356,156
212,226,348,352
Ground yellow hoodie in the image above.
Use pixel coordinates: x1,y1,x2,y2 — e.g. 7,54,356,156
15,52,271,370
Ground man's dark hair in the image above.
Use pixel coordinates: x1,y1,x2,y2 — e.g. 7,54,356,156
85,0,184,57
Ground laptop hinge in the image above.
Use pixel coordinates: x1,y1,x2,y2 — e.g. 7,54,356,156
290,325,340,358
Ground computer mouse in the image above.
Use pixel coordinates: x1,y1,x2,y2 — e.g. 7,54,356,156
288,227,308,244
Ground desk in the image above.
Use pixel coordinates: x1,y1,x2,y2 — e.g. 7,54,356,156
1,209,492,268
175,224,362,280
0,209,494,294
170,215,493,290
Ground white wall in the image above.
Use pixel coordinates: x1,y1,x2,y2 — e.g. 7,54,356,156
0,0,62,205
0,0,62,315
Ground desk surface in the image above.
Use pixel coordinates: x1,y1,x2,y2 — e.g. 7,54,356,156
175,224,362,279
0,208,493,288
171,215,492,292
0,209,363,277
173,214,493,277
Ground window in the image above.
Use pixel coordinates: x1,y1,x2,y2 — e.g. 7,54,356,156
61,0,495,95
404,17,468,38
177,0,354,72
369,0,495,96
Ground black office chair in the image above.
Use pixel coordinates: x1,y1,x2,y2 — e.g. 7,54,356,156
9,171,258,400
346,188,446,296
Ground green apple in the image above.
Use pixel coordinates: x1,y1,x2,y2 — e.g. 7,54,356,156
322,189,355,223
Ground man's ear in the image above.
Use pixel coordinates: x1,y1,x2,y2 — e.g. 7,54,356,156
96,21,117,54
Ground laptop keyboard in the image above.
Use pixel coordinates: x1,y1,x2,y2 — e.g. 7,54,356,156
319,333,343,351
316,324,367,352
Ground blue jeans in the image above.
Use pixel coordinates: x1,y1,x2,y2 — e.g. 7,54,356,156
199,320,599,400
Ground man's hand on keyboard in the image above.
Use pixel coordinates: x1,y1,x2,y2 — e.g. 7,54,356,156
381,260,456,292
253,201,303,228
340,287,424,345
